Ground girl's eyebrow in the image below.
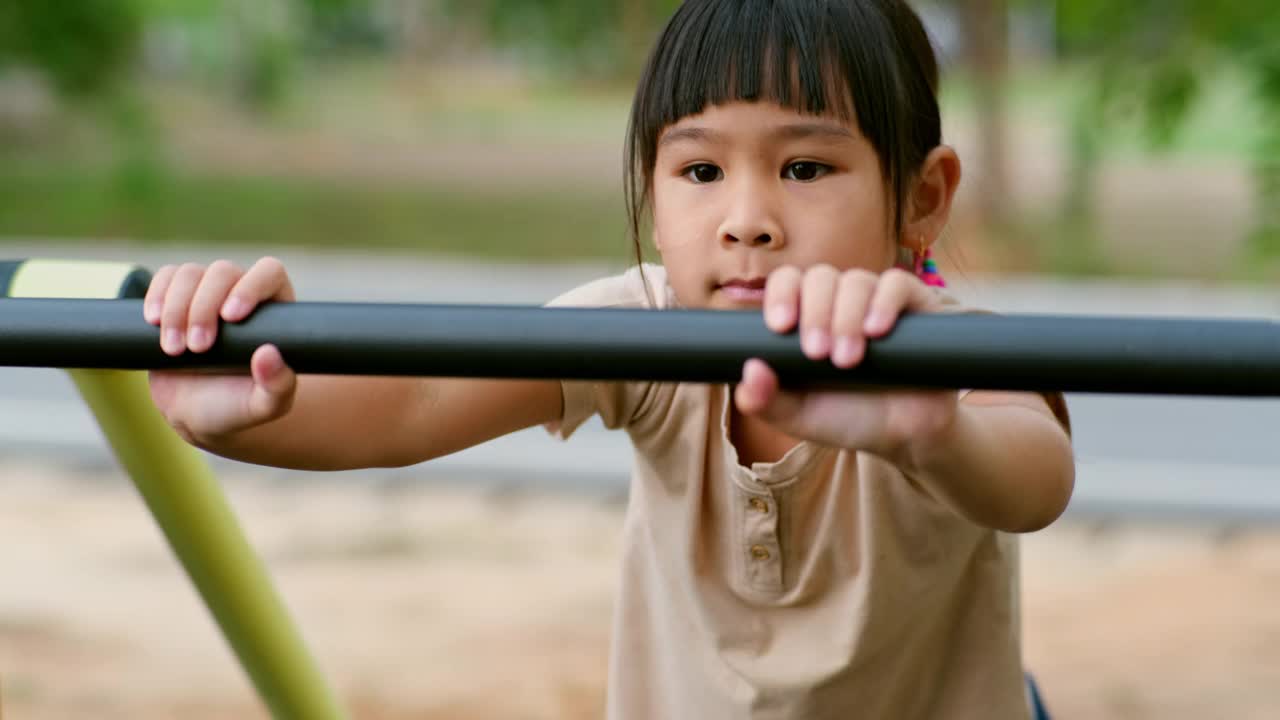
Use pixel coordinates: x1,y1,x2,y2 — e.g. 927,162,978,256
658,126,722,148
659,122,855,149
773,122,856,142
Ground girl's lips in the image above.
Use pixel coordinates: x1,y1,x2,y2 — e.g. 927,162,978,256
717,278,767,303
719,285,766,302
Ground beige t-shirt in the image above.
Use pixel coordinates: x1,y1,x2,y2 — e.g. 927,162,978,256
547,264,1059,720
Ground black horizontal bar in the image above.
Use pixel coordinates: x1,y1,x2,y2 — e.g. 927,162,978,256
1,298,1278,396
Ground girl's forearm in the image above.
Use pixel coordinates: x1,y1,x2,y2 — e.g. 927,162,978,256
189,375,564,473
892,403,1075,533
187,375,435,471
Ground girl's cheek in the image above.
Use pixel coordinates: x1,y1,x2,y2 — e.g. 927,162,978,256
653,203,715,252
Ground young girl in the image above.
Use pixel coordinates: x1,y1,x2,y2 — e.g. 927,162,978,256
145,1,1073,717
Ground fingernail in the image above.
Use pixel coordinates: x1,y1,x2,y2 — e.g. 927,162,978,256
803,329,830,357
222,297,245,320
259,353,279,379
832,337,859,367
188,325,209,351
864,311,887,334
766,303,792,328
144,303,160,323
163,328,183,354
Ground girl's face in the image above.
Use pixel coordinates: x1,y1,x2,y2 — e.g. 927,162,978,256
651,101,898,310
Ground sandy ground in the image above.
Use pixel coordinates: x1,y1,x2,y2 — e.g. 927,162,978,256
1,457,1278,720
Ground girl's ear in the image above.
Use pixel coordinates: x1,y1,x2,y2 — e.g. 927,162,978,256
902,145,962,250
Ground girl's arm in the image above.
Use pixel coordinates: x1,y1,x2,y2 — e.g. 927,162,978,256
186,375,563,471
892,390,1074,534
739,265,1075,534
146,257,564,471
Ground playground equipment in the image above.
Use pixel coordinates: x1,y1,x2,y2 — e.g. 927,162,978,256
1,259,347,720
1,257,1278,718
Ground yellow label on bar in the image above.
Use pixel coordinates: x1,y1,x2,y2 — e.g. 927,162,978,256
8,259,141,299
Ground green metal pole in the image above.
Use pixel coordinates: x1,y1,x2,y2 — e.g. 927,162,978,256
5,259,347,720
70,370,347,719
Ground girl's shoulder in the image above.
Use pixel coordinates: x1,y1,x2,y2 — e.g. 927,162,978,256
545,263,675,310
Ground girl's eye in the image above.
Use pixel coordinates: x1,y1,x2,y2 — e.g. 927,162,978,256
683,164,723,183
784,161,831,182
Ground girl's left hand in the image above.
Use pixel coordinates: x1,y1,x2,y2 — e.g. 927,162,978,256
734,264,959,461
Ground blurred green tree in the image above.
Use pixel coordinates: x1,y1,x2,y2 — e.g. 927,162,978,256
1057,0,1280,271
441,0,682,81
0,0,382,111
954,0,1012,229
0,1,160,202
136,0,376,110
0,0,379,206
0,0,144,96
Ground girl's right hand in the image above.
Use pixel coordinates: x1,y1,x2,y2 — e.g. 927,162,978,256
144,257,298,444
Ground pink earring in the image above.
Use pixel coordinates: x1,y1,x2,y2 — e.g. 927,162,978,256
913,238,946,288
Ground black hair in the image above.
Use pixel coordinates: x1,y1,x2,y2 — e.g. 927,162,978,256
624,0,942,265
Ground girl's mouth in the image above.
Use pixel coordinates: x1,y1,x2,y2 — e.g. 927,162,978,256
717,277,767,304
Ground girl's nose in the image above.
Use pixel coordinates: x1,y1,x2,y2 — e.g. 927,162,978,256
724,231,775,246
717,195,784,250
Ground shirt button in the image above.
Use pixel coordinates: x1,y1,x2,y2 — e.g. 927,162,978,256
748,497,769,513
750,545,771,561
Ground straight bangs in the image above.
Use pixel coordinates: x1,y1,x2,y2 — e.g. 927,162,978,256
625,0,943,255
